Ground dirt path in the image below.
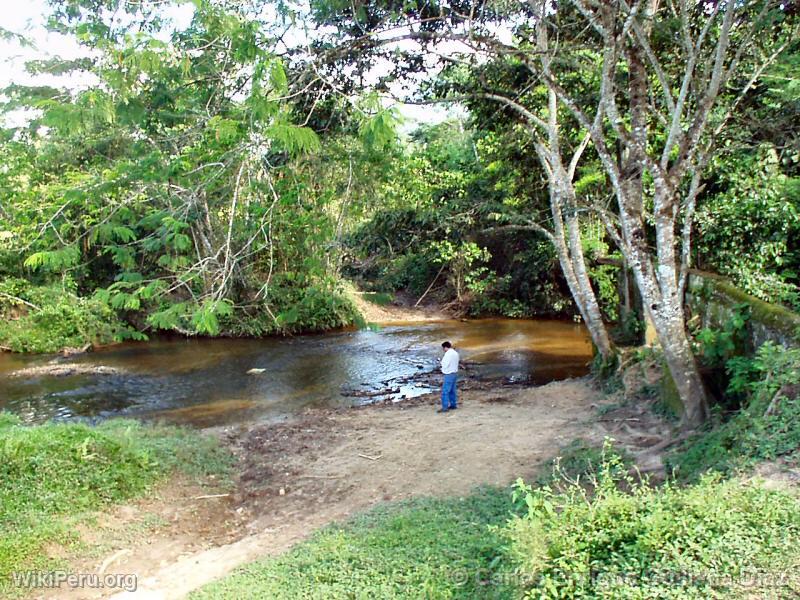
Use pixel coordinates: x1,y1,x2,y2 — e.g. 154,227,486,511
44,377,643,600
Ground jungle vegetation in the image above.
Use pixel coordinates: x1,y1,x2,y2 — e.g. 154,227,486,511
0,0,798,421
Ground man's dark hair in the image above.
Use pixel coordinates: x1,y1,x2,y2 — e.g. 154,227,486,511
442,341,452,348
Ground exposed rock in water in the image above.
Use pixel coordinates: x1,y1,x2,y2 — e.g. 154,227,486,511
341,387,401,399
9,364,123,378
247,368,266,375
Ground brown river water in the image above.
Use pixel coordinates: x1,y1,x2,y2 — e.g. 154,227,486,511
0,319,592,427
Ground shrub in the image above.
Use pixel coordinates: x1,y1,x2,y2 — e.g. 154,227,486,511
506,445,800,599
0,278,135,353
227,276,360,336
532,438,631,490
668,342,800,481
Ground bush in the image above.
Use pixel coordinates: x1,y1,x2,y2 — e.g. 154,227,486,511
0,278,134,353
379,252,440,295
668,342,800,481
0,416,231,590
532,438,631,489
506,444,800,599
227,276,360,336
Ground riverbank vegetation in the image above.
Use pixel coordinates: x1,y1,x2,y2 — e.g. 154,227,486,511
0,0,798,433
194,438,800,599
0,414,231,595
2,0,797,361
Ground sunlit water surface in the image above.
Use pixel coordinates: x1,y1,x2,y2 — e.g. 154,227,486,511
0,319,592,427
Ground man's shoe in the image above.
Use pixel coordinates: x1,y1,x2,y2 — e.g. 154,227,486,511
436,408,449,413
449,406,458,410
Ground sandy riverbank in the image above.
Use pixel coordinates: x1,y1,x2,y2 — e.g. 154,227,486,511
346,285,451,324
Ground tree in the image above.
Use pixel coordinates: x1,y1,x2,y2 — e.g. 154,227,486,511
309,0,617,360
308,0,797,427
0,0,393,342
693,43,800,311
532,0,797,427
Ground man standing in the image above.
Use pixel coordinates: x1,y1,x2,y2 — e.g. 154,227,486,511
438,341,459,413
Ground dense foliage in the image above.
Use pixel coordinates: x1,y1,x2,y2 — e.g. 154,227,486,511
1,1,797,355
0,276,133,352
507,449,800,599
0,1,397,351
694,47,800,310
669,341,800,481
344,121,574,317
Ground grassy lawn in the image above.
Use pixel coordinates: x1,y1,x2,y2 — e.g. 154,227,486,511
0,413,231,596
192,486,521,600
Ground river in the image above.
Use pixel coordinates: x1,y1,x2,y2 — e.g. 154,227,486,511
0,319,592,427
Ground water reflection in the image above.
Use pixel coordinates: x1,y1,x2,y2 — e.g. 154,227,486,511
0,319,592,427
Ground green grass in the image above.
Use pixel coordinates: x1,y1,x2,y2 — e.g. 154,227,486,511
192,486,521,600
361,291,395,306
0,414,231,595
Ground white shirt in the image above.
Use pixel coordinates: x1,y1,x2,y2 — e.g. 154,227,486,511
441,348,459,374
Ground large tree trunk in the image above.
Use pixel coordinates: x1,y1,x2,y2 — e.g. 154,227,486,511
652,309,709,427
550,204,615,360
562,193,615,360
614,27,709,428
617,181,709,428
613,182,710,427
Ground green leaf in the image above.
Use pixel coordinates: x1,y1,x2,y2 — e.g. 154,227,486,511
109,246,136,270
169,233,192,252
207,116,240,144
276,306,299,326
269,60,288,94
112,226,136,243
188,299,233,335
265,122,320,155
24,247,80,272
359,108,402,151
146,302,191,331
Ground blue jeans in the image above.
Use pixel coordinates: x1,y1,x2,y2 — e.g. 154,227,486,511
441,373,458,410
